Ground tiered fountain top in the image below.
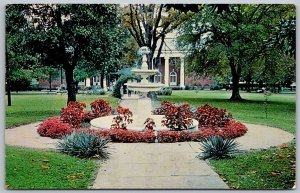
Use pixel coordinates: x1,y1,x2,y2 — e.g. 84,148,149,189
126,46,164,93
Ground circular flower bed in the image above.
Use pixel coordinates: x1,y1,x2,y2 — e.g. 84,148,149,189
37,100,248,143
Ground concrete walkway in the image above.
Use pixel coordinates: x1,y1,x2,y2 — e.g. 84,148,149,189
92,142,228,189
5,122,58,149
5,122,294,189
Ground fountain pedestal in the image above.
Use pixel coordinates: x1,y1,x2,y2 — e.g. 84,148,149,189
135,97,152,127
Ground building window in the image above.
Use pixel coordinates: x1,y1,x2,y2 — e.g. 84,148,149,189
154,71,162,83
170,70,177,86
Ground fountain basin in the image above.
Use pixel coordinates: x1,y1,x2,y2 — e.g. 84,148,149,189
131,69,158,76
126,83,165,92
90,115,199,132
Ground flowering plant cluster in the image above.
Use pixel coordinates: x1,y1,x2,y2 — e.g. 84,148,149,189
90,99,112,119
111,106,133,130
157,130,191,143
194,104,233,128
61,101,87,129
152,101,175,115
144,118,156,130
37,116,73,139
158,120,247,143
38,99,114,138
38,98,248,144
84,128,156,143
67,101,86,110
162,103,193,131
217,120,248,139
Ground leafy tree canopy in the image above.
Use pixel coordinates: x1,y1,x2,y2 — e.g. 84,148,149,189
6,4,129,103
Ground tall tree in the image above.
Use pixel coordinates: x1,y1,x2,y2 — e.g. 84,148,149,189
177,4,295,100
7,4,125,103
122,4,194,67
6,4,37,106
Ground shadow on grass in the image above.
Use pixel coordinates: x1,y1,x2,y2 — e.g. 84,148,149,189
158,96,294,106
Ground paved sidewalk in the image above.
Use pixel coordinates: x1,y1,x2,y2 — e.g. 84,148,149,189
92,142,228,189
5,122,58,149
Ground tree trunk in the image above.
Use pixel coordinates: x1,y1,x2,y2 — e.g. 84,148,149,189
60,66,63,84
230,63,243,100
75,81,79,93
230,75,242,100
246,81,251,92
49,74,52,92
100,72,104,88
6,53,12,106
7,78,11,106
65,67,76,104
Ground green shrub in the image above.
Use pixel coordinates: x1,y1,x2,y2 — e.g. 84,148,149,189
57,131,110,159
210,84,222,90
197,136,239,160
184,85,191,90
171,86,183,90
156,87,172,95
86,88,105,95
94,89,105,95
112,74,140,99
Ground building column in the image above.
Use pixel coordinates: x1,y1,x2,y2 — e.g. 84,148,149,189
85,78,91,87
180,57,185,88
164,56,169,86
103,77,107,91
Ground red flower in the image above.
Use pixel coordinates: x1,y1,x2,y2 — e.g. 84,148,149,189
161,103,193,131
110,106,133,130
144,118,156,130
152,101,175,115
91,128,156,143
37,116,73,139
61,106,86,129
90,99,112,119
194,104,233,129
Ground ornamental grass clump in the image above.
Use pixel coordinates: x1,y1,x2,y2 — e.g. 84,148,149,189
197,136,239,160
57,131,110,159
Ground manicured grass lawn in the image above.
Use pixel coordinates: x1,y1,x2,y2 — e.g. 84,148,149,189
5,92,119,128
5,145,98,189
210,142,296,189
158,90,296,134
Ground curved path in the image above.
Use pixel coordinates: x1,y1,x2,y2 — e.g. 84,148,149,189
5,122,294,151
5,122,294,189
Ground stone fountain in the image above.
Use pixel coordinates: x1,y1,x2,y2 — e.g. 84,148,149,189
90,46,198,131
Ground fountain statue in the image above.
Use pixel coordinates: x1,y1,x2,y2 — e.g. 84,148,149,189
90,46,198,131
